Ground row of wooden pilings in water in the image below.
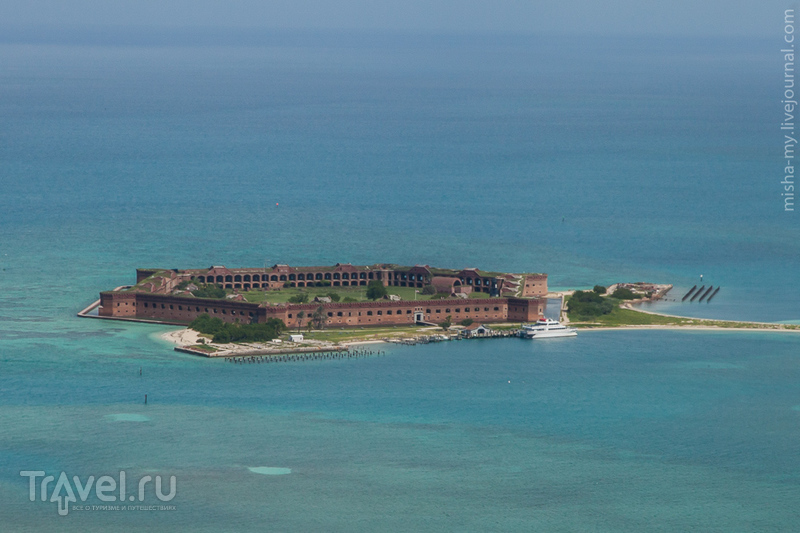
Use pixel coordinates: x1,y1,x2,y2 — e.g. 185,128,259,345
681,285,721,303
226,347,386,364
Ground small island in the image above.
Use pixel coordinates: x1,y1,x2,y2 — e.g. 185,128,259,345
79,265,799,358
564,283,800,331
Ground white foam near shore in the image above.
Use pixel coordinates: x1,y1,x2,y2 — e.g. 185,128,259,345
248,466,291,475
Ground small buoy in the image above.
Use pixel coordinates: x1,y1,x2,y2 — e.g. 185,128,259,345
276,202,279,206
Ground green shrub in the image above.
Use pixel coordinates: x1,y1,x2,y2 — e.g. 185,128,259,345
611,288,638,300
288,292,309,304
189,313,225,335
366,280,387,300
311,305,327,329
191,284,226,299
567,290,614,317
421,285,437,295
593,285,607,294
214,329,231,343
189,314,286,343
459,319,474,327
440,315,452,331
327,292,341,302
571,290,604,304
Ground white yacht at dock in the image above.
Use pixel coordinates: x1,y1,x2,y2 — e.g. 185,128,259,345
519,317,577,339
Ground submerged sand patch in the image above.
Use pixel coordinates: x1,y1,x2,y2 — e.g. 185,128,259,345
105,413,150,422
248,466,292,475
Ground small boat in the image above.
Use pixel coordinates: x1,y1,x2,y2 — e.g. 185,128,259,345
519,317,577,339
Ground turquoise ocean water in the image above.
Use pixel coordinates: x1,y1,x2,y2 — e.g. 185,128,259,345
1,34,799,530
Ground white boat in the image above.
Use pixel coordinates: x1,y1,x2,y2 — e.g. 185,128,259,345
519,317,577,339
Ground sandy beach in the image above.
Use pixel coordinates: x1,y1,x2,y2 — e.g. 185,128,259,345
160,328,204,346
576,325,800,333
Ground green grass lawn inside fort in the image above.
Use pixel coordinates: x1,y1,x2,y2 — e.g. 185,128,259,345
236,285,493,304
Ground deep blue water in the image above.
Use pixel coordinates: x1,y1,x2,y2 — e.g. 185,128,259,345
1,33,799,531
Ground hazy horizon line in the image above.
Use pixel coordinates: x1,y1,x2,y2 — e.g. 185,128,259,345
0,25,775,48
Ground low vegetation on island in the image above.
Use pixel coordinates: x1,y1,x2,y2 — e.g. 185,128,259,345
567,286,800,330
189,313,286,343
567,286,643,320
567,289,615,318
567,285,685,327
190,283,227,299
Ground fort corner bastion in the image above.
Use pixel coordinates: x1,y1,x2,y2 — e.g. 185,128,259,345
96,263,548,328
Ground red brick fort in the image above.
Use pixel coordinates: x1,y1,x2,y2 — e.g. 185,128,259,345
98,263,548,327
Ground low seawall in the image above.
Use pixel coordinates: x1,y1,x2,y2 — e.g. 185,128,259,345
176,345,350,358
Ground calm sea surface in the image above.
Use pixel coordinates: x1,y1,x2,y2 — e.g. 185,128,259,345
0,33,798,531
